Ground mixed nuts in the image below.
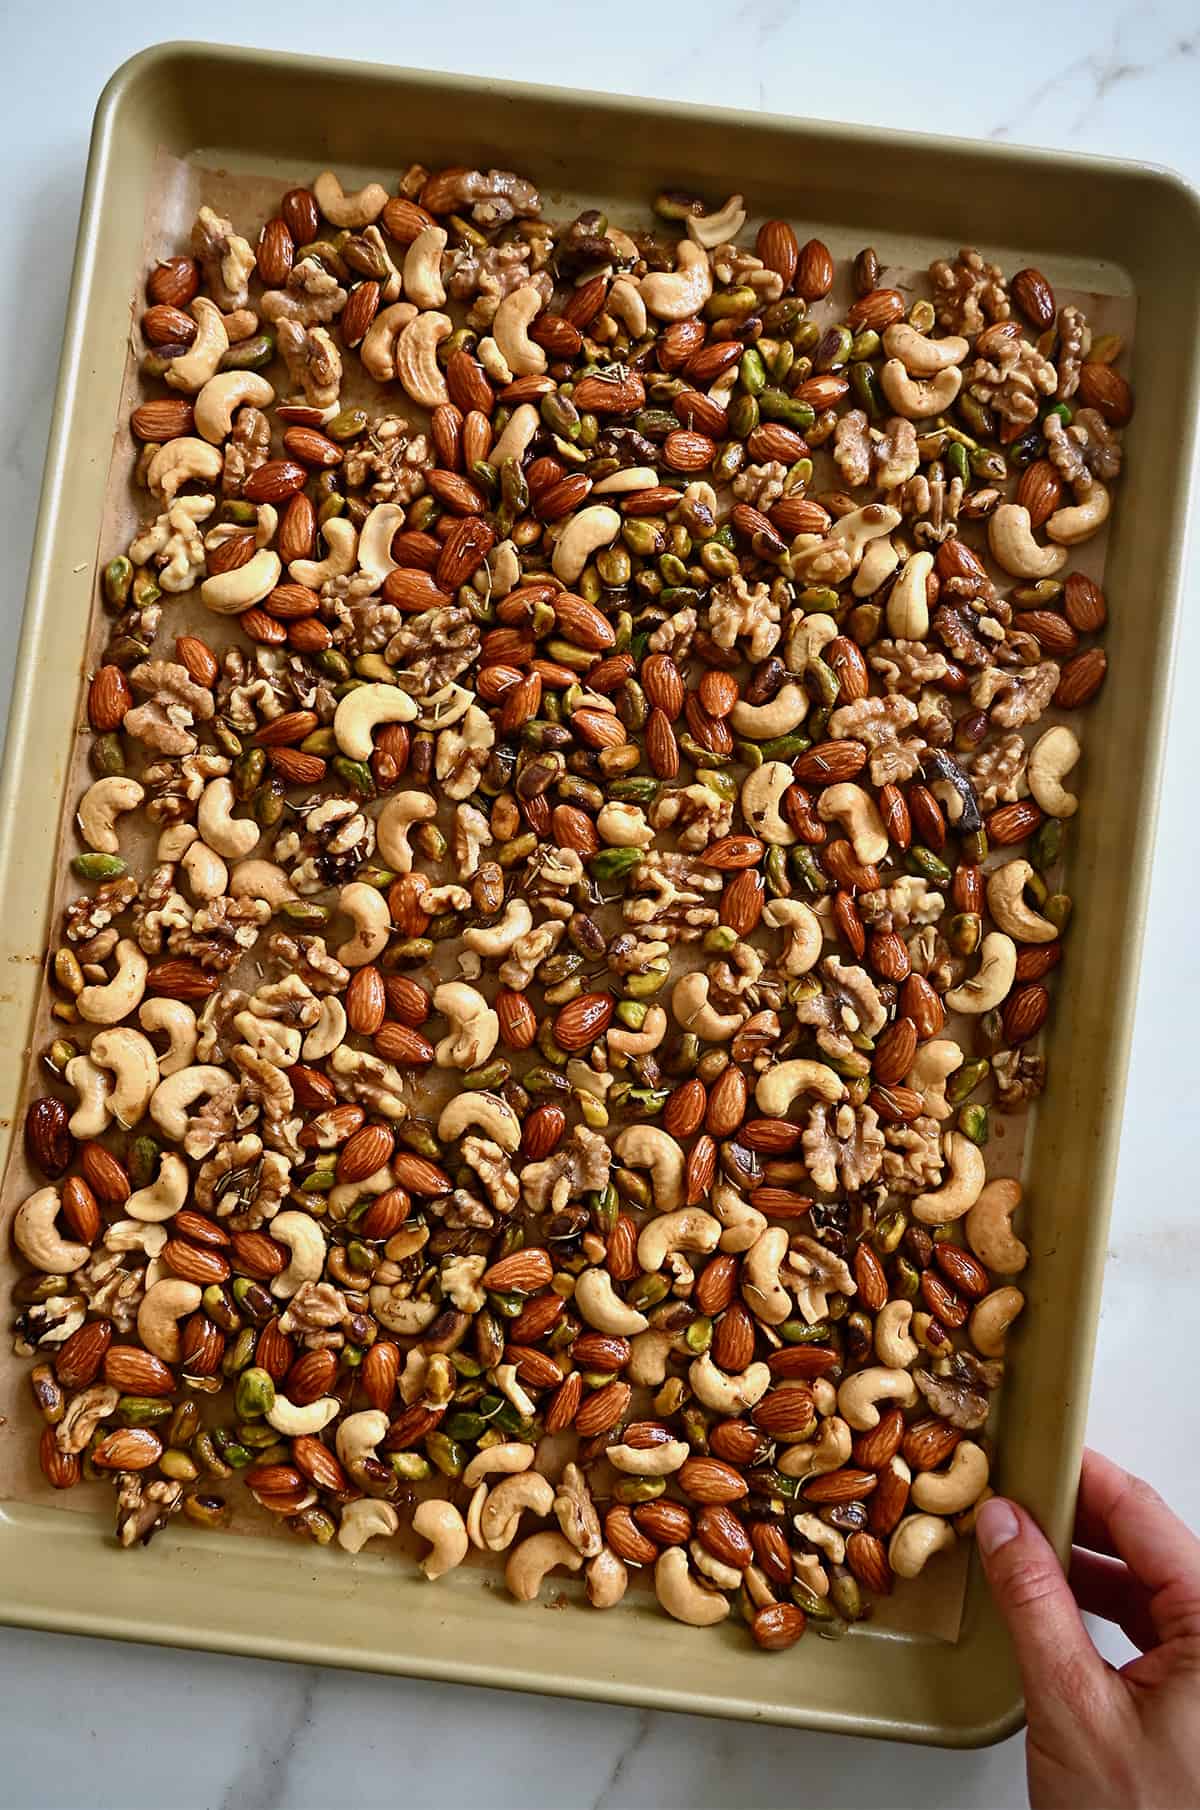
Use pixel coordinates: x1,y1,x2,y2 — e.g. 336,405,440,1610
9,160,1123,1645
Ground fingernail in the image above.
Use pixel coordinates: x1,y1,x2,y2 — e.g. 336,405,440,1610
976,1498,1020,1555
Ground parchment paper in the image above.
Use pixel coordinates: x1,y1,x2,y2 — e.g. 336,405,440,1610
0,145,1137,1646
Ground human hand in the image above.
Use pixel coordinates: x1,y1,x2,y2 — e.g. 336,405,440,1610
977,1449,1200,1809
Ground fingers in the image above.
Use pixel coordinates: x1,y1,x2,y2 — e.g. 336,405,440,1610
1068,1547,1159,1653
977,1498,1112,1741
1076,1449,1200,1596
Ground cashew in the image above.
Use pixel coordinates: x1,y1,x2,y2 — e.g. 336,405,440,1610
506,1531,583,1602
433,981,499,1069
591,465,658,497
462,899,532,958
688,1352,771,1414
966,1178,1028,1276
77,939,148,1025
198,777,260,859
1027,725,1080,820
970,1285,1026,1356
437,1092,520,1153
686,193,747,249
818,782,889,866
755,1058,844,1118
879,359,963,419
302,997,346,1062
889,1512,956,1579
139,998,198,1076
886,550,934,640
200,549,282,615
336,881,391,967
266,1394,340,1436
13,1187,90,1273
228,859,297,907
487,403,539,471
729,682,808,740
607,1004,668,1057
912,1441,990,1516
180,840,228,901
988,503,1068,579
986,860,1057,944
396,310,452,408
574,1267,648,1336
355,503,407,587
787,611,839,668
627,1330,677,1388
376,790,437,873
360,300,418,383
552,505,621,584
712,1180,766,1255
606,1440,690,1477
776,1416,853,1479
462,1443,535,1489
413,1499,469,1579
913,1131,987,1226
740,761,796,847
874,1298,920,1368
761,898,825,979
369,1288,438,1336
193,371,275,443
944,932,1017,1013
137,1278,202,1363
742,1226,791,1326
882,322,969,374
492,285,547,377
337,1499,399,1554
312,170,388,228
837,1366,919,1431
792,1512,845,1563
88,1028,159,1129
1047,482,1110,546
65,1055,113,1137
270,1210,328,1299
289,516,358,588
690,1541,745,1592
671,971,744,1043
853,533,900,599
77,777,144,854
157,822,198,862
614,1125,685,1212
655,1546,730,1626
587,1547,629,1609
480,1471,556,1552
333,682,418,761
402,224,448,309
640,241,714,322
125,1152,189,1223
166,297,229,393
638,1207,721,1272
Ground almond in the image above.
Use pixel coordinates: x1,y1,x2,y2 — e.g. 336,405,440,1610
1003,982,1049,1044
522,1104,566,1161
605,1504,658,1566
869,927,909,983
496,988,537,1050
793,373,850,410
345,965,386,1035
230,1231,288,1279
92,1427,164,1472
358,1188,412,1240
242,609,287,647
685,1133,718,1206
338,1123,395,1184
1016,458,1064,529
56,1176,99,1245
39,1425,80,1490
622,485,690,518
551,803,598,855
163,1238,230,1286
509,1293,566,1344
147,255,199,308
290,1065,337,1110
545,1371,585,1434
427,469,487,515
79,1141,130,1205
869,1084,925,1125
739,1118,804,1154
1021,609,1079,655
263,582,320,620
256,216,295,286
702,834,765,871
869,1454,912,1536
655,317,706,370
792,740,867,785
571,706,627,750
572,373,646,414
749,1186,812,1218
340,279,380,347
712,1300,757,1373
747,421,809,465
633,1500,693,1547
445,347,494,415
769,495,832,537
720,868,765,935
709,1419,768,1466
87,664,132,731
242,459,308,503
673,387,729,436
752,1602,807,1650
802,1467,878,1504
645,708,680,778
253,709,320,747
381,568,454,615
1054,646,1107,709
663,427,716,471
55,1320,112,1389
873,1016,918,1087
706,1064,748,1138
130,397,196,441
900,973,945,1041
482,1247,554,1292
825,635,869,702
551,593,616,652
795,238,835,301
921,1269,968,1329
204,531,258,578
852,1406,906,1472
432,399,464,476
1077,361,1134,427
267,747,327,784
1015,942,1062,982
902,1418,962,1472
382,1403,445,1451
25,1096,71,1178
684,340,742,384
751,1520,793,1585
174,634,219,688
570,1332,631,1373
381,196,437,244
437,515,495,589
143,302,197,345
282,186,320,242
103,1345,176,1395
754,1384,816,1439
1064,572,1107,633
146,960,220,1000
986,798,1045,845
362,1341,400,1412
382,975,432,1025
606,1214,639,1282
756,219,799,288
695,1503,753,1569
847,288,905,331
575,1379,631,1436
853,1243,889,1314
678,1456,748,1505
292,1434,348,1492
846,1530,893,1595
181,1313,225,1375
554,991,613,1052
283,426,343,469
506,1344,564,1389
298,1103,364,1150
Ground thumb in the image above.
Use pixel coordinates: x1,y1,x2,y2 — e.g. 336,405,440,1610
977,1497,1110,1739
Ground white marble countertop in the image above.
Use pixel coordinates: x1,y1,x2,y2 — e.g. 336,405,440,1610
2,4,1198,1805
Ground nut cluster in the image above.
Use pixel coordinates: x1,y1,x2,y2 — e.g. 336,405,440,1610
10,165,1125,1643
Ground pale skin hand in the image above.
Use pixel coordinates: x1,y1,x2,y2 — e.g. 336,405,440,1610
977,1450,1200,1810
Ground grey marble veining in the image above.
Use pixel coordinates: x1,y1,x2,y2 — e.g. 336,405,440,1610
2,3,1199,1804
